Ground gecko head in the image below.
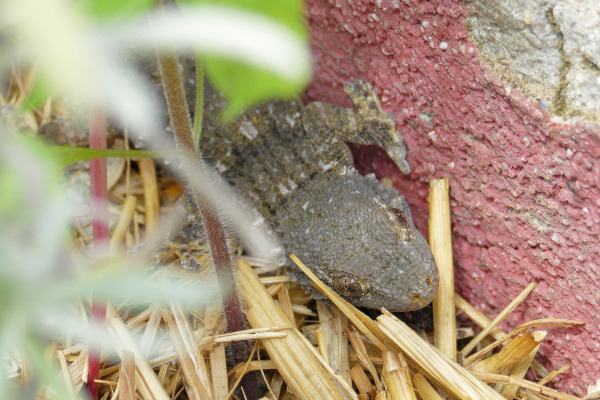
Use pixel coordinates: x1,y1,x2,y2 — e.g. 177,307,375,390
277,173,439,312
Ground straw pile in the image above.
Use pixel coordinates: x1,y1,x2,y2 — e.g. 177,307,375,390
58,166,589,399
4,67,596,399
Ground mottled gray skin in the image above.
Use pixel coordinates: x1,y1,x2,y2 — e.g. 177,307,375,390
202,81,439,312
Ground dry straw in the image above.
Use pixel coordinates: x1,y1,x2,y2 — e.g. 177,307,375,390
8,63,589,398
381,351,417,400
46,176,586,399
237,258,356,400
25,98,587,399
429,178,457,361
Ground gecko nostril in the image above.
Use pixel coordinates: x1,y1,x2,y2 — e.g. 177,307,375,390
411,293,423,302
426,276,434,286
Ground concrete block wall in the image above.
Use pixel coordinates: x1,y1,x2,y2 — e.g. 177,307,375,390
304,0,600,395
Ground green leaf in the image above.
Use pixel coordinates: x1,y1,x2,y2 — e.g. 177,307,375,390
0,161,22,216
79,0,154,21
20,76,51,112
56,272,216,307
205,57,308,122
48,145,158,167
184,0,307,37
184,0,310,120
15,136,165,168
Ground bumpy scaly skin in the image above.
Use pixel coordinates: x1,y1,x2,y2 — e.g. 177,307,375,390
202,81,439,312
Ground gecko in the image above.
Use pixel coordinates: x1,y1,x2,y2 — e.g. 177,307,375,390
200,80,439,312
34,52,438,312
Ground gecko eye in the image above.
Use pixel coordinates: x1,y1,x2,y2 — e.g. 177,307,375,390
383,207,411,241
331,275,371,298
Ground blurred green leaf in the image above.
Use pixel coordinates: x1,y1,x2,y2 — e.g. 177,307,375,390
192,0,310,120
0,161,21,215
185,0,306,37
16,137,160,167
20,77,51,112
205,57,307,122
79,0,154,21
0,0,312,396
49,145,158,167
51,261,216,307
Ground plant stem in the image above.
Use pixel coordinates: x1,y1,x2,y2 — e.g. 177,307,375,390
156,44,262,399
88,108,108,400
192,56,204,150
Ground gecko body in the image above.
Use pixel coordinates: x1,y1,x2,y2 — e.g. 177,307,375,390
201,81,438,312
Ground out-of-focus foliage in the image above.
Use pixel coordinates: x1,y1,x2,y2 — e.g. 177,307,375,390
0,0,309,397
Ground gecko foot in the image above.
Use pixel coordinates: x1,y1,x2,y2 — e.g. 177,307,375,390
344,80,410,174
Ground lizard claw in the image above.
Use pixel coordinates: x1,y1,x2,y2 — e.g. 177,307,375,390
385,144,411,174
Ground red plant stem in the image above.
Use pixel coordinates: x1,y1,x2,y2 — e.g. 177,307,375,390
88,108,109,400
156,50,262,398
156,53,248,332
195,195,245,334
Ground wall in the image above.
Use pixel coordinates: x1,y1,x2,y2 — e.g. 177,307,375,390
304,0,600,395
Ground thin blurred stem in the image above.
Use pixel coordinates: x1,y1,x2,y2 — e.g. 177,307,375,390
192,56,204,149
155,23,262,400
88,108,108,400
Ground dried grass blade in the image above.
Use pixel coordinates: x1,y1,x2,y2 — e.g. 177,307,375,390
214,331,288,343
412,373,443,400
461,282,537,357
346,328,383,392
455,293,507,341
429,178,456,361
69,350,87,392
172,303,213,390
228,360,277,380
381,351,417,400
106,305,170,400
138,158,160,234
160,363,179,397
277,284,296,328
291,304,317,316
349,364,373,396
139,305,162,357
316,326,328,361
471,372,583,400
471,331,545,374
56,349,77,397
109,195,137,253
501,332,543,397
269,372,285,399
161,308,214,400
464,318,583,368
224,341,258,400
215,326,288,337
209,344,228,400
455,291,560,382
538,366,571,387
237,258,354,400
317,301,352,394
118,351,136,400
510,318,584,334
377,310,505,400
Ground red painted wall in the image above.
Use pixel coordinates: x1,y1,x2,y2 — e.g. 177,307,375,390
304,0,600,395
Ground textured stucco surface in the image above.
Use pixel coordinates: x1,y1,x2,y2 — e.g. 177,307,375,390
304,0,600,395
466,0,600,122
